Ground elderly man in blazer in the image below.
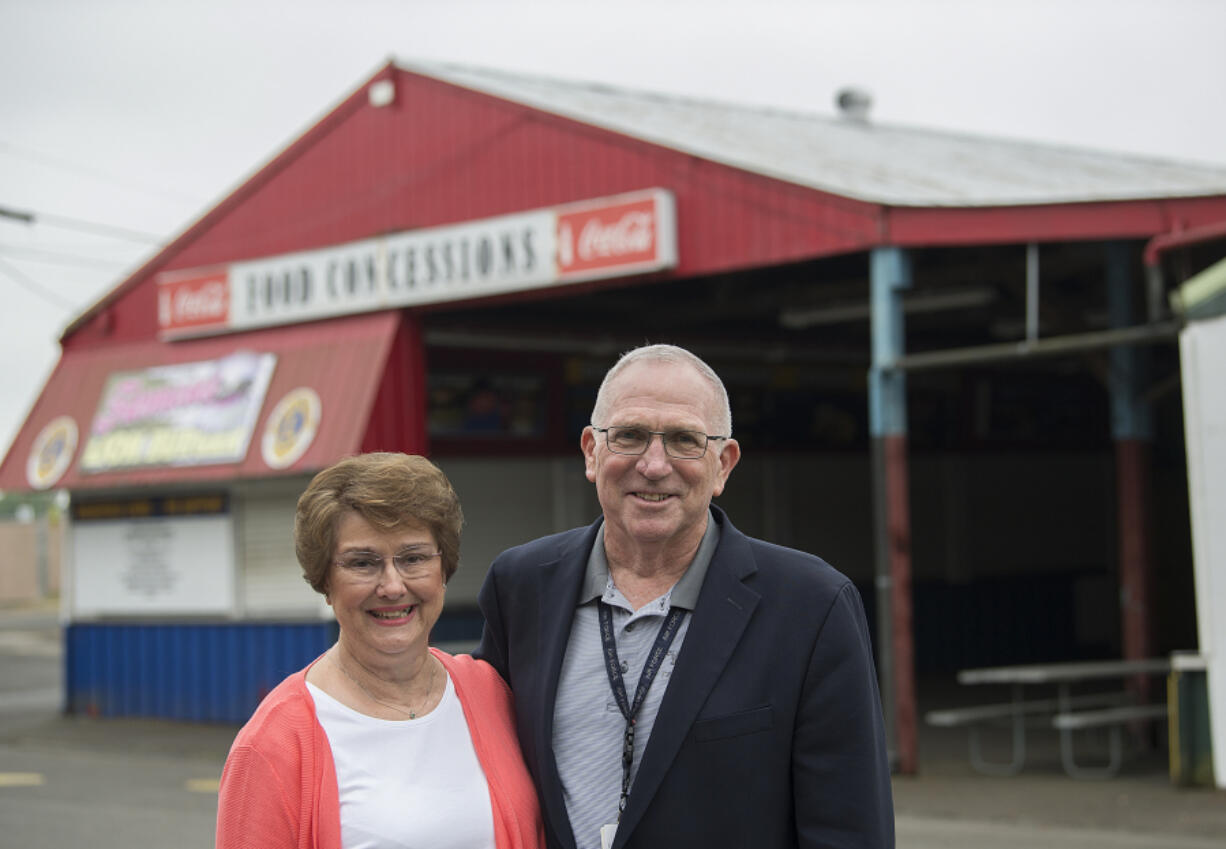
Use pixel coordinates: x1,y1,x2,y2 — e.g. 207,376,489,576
477,344,894,849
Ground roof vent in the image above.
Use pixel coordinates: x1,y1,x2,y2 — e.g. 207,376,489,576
835,88,872,123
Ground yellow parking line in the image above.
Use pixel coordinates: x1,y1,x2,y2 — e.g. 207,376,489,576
185,777,220,793
0,773,45,787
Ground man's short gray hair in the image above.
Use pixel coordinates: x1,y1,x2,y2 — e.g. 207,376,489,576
591,344,732,439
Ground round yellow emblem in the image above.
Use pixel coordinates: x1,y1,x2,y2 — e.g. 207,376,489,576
261,388,321,470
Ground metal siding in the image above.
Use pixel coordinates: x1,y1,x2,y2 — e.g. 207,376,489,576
61,61,1226,348
362,311,428,455
65,622,336,722
238,492,321,616
75,67,887,350
435,457,561,606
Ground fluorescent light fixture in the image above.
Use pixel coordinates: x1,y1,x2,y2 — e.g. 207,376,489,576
779,288,995,329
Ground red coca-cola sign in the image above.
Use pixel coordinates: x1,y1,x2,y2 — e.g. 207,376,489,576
158,269,230,337
556,191,675,280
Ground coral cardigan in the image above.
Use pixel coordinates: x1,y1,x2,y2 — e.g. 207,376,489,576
216,648,544,849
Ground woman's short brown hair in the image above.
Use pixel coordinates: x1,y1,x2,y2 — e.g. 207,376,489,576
294,453,463,593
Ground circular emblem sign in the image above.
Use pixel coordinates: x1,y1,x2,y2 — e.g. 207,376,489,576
26,416,79,490
261,387,321,470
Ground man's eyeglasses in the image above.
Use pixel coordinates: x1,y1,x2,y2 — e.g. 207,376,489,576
593,426,728,459
334,548,442,581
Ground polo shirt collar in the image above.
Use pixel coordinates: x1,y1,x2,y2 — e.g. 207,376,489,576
578,509,721,610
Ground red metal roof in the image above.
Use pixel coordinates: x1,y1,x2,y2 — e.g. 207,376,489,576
0,311,402,492
58,62,885,347
59,61,1226,352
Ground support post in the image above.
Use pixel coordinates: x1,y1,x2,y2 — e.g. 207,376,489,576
869,246,918,774
1106,241,1156,699
1026,243,1040,342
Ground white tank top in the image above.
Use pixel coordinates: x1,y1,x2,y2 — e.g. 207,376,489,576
308,672,497,849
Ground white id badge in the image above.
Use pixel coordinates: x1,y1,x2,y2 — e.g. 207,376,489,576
599,823,618,849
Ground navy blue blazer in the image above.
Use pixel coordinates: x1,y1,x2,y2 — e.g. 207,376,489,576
476,506,895,849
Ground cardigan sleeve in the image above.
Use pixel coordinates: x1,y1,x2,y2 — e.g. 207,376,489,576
215,668,339,849
216,741,301,849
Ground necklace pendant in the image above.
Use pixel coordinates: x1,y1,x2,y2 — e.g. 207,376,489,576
409,709,417,719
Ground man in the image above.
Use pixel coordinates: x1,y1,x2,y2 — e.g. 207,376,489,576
477,344,894,849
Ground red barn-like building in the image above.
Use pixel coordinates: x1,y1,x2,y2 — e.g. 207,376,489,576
4,60,1225,772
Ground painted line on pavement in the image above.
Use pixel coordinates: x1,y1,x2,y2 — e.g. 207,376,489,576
186,778,220,793
0,773,45,787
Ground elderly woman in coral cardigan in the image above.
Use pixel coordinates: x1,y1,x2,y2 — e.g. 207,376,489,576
217,452,543,849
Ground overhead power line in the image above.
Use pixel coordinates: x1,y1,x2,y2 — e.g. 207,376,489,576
0,255,80,313
0,204,165,244
0,242,132,270
0,207,34,223
0,139,204,205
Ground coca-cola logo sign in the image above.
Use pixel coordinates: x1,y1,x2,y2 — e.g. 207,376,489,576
557,193,674,280
158,270,230,336
174,281,227,320
561,210,654,265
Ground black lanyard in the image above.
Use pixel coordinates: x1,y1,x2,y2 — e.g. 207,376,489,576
598,601,685,816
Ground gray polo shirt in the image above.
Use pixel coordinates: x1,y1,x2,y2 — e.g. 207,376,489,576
551,514,720,849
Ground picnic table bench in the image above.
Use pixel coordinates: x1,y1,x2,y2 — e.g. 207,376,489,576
927,658,1171,779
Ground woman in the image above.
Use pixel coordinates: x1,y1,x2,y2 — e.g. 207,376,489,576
216,453,543,849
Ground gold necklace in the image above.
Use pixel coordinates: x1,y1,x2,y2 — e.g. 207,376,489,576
332,647,437,720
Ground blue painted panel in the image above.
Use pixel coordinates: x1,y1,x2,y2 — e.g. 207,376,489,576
65,622,337,723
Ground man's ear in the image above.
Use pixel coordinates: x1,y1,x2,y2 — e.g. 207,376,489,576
581,427,598,482
711,438,741,497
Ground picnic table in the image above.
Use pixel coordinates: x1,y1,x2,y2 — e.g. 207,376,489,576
927,657,1172,779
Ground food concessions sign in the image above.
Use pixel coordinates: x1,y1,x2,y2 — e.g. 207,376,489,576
157,188,677,339
80,352,276,472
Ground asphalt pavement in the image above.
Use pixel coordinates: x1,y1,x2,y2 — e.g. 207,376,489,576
2,600,1224,848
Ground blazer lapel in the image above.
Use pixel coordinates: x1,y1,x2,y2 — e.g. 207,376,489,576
533,520,601,849
614,510,760,844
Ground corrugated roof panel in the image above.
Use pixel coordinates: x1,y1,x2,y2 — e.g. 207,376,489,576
403,61,1226,208
0,311,400,492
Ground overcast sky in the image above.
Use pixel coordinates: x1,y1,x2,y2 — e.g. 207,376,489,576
2,0,1225,462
